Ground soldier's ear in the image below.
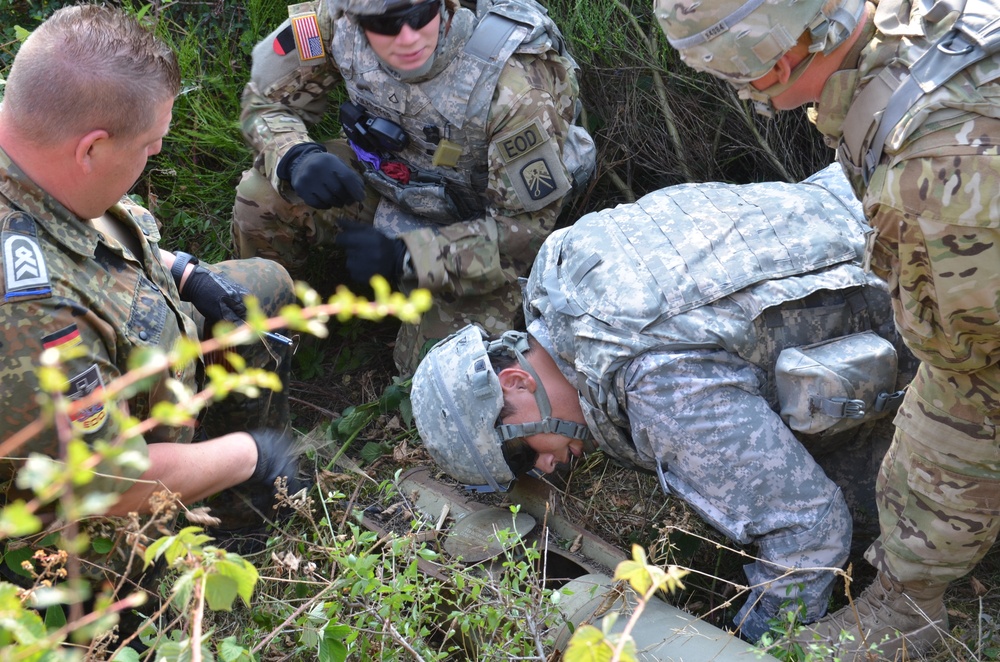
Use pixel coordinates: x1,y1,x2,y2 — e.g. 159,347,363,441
773,52,796,85
75,129,110,174
498,367,534,394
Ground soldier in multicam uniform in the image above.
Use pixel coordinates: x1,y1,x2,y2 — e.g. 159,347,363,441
233,0,596,374
410,164,912,641
0,6,307,599
655,0,1000,656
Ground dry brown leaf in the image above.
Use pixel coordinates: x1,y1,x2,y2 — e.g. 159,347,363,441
185,507,221,527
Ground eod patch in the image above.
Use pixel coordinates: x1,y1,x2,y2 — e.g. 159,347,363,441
493,118,570,212
66,364,108,434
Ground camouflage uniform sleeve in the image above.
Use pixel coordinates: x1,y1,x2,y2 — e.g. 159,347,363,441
0,298,148,500
402,51,580,295
240,0,344,192
863,126,1000,375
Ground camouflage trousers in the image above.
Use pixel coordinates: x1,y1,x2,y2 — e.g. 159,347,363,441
232,140,523,375
860,130,1000,587
865,361,1000,586
623,349,853,642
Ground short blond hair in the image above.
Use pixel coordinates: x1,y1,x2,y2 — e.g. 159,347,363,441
3,4,180,145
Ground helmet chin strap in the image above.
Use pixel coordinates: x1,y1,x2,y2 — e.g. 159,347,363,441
488,333,592,444
737,51,818,117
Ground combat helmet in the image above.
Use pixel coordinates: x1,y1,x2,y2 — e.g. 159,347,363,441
654,0,866,111
411,324,592,493
331,0,456,18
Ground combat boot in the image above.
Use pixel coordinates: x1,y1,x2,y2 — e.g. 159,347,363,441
787,573,948,660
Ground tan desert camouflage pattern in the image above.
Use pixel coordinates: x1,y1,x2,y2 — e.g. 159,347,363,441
234,0,588,373
652,0,866,83
805,1,1000,585
0,145,295,508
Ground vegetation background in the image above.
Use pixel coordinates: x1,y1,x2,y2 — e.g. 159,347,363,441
1,0,997,660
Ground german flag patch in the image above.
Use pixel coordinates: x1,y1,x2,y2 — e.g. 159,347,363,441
42,324,82,352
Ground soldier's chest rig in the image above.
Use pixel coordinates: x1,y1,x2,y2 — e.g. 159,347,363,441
332,5,556,222
838,0,1000,187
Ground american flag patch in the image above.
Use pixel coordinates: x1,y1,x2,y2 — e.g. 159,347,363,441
291,13,325,61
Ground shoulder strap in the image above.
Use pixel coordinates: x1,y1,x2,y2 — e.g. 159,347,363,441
462,12,528,128
842,0,1000,184
2,210,52,304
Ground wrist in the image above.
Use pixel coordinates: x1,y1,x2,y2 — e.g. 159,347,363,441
171,251,199,293
277,142,327,181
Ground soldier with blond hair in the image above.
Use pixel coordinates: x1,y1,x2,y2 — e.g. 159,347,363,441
233,0,595,374
0,6,305,599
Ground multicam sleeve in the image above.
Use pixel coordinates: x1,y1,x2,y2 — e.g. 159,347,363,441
239,0,344,191
401,52,581,295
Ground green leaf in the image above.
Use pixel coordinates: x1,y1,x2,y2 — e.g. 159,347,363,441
399,397,413,427
143,535,174,569
91,537,114,555
14,453,62,494
380,383,403,412
563,624,615,662
111,647,141,662
205,573,239,611
43,604,67,631
2,545,36,580
171,572,195,612
359,441,388,464
76,492,121,517
319,637,347,662
212,555,259,607
614,559,651,595
0,500,42,537
219,636,254,661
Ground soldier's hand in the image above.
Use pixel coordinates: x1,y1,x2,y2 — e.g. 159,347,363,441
246,428,309,497
334,220,407,284
278,142,365,210
182,265,249,327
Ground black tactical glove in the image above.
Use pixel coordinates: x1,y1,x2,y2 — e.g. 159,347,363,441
204,429,310,552
180,262,250,328
277,142,365,210
334,220,408,285
246,428,310,498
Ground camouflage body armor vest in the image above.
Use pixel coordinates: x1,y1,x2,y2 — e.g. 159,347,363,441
331,0,590,222
837,0,1000,187
523,166,896,468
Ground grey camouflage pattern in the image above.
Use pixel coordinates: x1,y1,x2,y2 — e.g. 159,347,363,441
415,164,905,640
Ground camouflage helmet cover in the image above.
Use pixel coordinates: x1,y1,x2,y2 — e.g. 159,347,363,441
654,0,866,84
411,325,517,491
330,0,443,17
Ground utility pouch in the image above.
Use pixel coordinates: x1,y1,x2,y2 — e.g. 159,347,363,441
776,331,904,436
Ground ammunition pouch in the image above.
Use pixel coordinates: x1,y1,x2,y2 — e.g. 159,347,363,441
776,331,905,436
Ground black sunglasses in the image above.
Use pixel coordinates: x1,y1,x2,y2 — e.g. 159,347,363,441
501,437,538,477
358,1,440,36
